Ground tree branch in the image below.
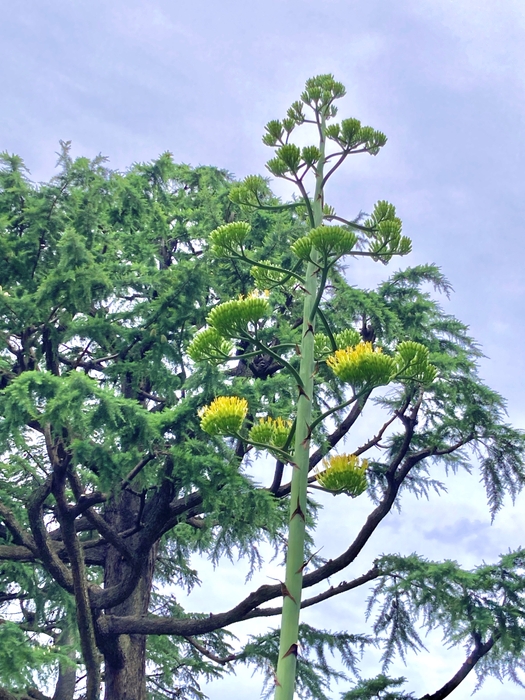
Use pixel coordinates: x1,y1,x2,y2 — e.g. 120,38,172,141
53,467,101,700
183,636,238,665
419,634,496,700
243,565,382,619
68,472,134,564
0,503,37,552
101,427,429,637
27,477,74,593
0,544,37,562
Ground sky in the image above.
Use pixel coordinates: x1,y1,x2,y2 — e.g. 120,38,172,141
2,1,525,698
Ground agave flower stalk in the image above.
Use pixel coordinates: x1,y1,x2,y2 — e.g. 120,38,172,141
195,75,419,699
273,115,326,700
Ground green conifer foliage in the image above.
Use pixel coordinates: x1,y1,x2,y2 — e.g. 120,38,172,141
0,80,524,700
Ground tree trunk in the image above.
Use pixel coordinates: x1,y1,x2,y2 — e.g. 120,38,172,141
52,628,77,700
101,491,157,700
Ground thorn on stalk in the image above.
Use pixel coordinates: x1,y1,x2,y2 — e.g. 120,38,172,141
297,384,310,401
304,321,314,337
296,547,322,574
281,582,297,604
300,422,312,448
283,643,299,658
291,497,306,521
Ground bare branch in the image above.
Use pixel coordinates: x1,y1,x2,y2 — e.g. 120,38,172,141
183,636,238,665
0,503,37,553
243,565,382,619
27,477,73,593
419,634,497,700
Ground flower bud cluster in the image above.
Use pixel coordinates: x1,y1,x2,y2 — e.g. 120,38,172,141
327,340,437,390
314,328,361,360
316,454,368,496
363,201,411,263
394,341,437,384
291,225,357,261
187,328,234,363
206,290,270,338
249,416,293,451
251,262,289,289
325,118,387,155
209,222,251,257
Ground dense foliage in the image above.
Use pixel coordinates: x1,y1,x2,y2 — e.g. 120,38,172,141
0,76,524,700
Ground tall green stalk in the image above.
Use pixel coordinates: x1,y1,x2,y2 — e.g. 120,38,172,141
195,74,417,699
273,117,326,700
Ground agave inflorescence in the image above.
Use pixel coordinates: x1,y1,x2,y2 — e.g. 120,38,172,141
327,342,395,390
316,454,368,497
206,290,270,338
189,75,438,700
198,396,248,436
249,416,293,451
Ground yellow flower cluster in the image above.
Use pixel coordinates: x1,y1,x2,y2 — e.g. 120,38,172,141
327,342,395,389
249,416,293,450
316,454,368,496
198,396,248,436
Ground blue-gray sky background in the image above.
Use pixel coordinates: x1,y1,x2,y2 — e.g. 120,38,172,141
2,1,524,698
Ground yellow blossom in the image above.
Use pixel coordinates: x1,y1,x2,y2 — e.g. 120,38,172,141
199,396,248,436
249,416,293,450
327,342,395,389
315,454,368,496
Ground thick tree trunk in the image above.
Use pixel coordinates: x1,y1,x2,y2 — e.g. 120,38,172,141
52,628,77,700
101,491,157,700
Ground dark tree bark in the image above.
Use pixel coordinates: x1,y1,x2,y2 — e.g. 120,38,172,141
50,627,77,700
100,490,157,700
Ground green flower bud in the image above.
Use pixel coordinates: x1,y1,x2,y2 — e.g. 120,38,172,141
262,120,284,147
266,157,289,177
314,333,332,359
187,328,234,363
316,454,367,496
207,290,270,338
308,225,358,258
394,341,437,385
251,263,289,289
291,237,313,261
335,328,361,349
209,222,251,257
340,118,362,146
249,416,293,452
275,144,301,171
301,146,321,166
325,124,341,140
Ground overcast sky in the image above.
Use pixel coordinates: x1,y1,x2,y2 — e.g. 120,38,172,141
2,1,525,698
